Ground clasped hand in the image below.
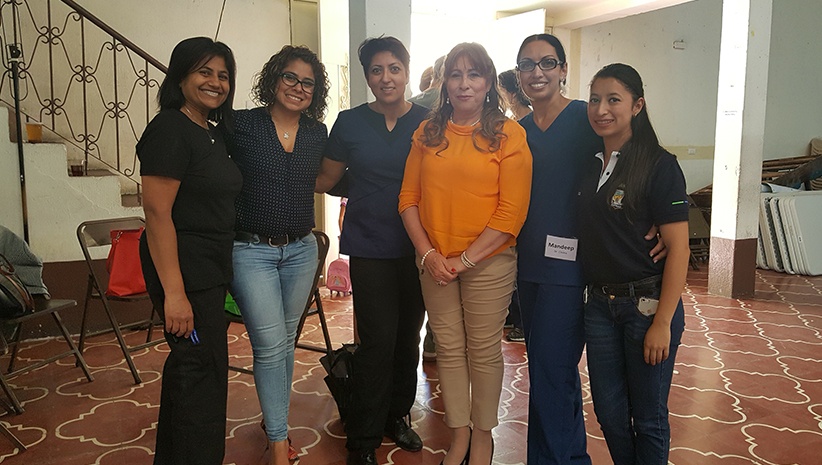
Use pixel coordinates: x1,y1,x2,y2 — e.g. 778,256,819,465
424,252,463,285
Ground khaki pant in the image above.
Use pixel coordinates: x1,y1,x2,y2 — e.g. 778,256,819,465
419,247,517,430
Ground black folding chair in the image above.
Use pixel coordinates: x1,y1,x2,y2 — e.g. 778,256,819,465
1,298,93,414
76,217,163,384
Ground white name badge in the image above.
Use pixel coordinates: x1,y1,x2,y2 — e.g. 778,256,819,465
544,235,578,262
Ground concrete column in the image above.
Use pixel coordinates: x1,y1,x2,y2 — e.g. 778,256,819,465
708,0,773,298
348,0,412,106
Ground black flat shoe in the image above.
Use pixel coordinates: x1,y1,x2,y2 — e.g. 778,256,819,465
384,415,423,452
347,449,377,465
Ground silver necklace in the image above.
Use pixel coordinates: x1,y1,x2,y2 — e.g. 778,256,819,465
182,105,214,144
279,121,299,140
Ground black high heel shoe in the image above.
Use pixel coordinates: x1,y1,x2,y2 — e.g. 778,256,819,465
462,428,472,465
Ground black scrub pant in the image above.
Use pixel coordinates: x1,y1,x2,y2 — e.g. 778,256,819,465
149,285,229,465
344,256,425,452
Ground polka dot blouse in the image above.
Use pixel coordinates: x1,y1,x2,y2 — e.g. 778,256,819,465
230,107,328,237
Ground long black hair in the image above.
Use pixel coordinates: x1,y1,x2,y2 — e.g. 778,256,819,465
158,37,236,132
421,42,506,154
253,45,329,122
592,63,661,220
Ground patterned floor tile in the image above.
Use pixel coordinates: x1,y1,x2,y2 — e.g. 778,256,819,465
2,270,822,464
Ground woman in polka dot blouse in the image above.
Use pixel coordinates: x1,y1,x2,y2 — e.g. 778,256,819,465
227,45,329,465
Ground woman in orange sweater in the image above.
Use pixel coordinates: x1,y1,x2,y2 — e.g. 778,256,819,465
399,42,532,465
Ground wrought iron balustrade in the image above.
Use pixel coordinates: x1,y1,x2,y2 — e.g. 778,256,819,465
0,0,168,202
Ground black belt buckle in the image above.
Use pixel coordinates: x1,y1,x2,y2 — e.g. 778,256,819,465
236,231,305,247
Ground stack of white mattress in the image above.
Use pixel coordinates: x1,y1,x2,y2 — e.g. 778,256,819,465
757,190,822,275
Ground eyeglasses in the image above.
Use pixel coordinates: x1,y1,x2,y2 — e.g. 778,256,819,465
280,72,315,93
516,57,563,73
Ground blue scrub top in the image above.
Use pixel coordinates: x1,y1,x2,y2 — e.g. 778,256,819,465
325,103,429,259
517,100,602,286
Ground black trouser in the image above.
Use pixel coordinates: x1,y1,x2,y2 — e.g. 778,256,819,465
345,256,425,451
148,285,229,465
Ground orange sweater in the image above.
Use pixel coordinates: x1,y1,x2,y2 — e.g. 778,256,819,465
399,119,532,258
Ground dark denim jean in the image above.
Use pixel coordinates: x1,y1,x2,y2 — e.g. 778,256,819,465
584,288,685,465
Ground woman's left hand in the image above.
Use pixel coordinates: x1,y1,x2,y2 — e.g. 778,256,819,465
425,253,458,286
643,320,671,365
646,225,668,262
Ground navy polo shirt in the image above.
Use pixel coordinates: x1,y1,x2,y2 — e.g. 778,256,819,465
325,103,429,259
578,147,689,284
516,100,603,286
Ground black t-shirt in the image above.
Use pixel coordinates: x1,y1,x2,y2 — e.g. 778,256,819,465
137,109,243,293
578,147,689,284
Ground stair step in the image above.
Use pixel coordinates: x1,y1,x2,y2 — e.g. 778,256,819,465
121,193,142,208
69,167,116,177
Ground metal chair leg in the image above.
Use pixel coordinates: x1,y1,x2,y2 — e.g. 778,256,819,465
98,295,142,384
0,374,23,415
50,312,93,382
77,277,95,354
0,421,25,451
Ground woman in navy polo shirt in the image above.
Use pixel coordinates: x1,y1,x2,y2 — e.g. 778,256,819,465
316,36,427,465
228,45,329,465
579,63,690,465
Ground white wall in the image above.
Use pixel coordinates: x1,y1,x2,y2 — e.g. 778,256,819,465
577,0,722,192
75,0,291,109
1,1,292,262
763,1,822,159
0,111,142,262
349,0,412,106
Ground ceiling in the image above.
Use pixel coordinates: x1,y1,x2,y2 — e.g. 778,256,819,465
413,0,695,29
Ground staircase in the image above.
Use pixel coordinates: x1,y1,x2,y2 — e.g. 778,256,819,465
0,0,169,261
0,0,168,205
0,109,142,262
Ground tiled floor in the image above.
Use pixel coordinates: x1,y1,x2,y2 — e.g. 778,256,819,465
1,268,821,464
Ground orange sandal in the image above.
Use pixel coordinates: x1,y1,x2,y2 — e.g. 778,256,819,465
287,437,299,461
261,420,299,461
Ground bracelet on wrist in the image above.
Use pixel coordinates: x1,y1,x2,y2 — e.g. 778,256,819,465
460,251,476,268
420,248,436,267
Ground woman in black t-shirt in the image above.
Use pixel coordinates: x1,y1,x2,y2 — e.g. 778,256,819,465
578,63,689,465
138,37,241,465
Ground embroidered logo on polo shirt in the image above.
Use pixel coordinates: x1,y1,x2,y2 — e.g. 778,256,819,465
610,187,625,210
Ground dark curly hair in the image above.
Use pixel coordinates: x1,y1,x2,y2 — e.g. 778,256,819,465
252,45,329,121
421,42,507,154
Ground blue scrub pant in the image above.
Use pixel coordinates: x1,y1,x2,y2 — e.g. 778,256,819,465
517,281,591,465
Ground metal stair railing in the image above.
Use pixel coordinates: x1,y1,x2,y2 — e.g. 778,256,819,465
0,0,168,204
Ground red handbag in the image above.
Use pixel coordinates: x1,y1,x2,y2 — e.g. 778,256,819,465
105,228,147,297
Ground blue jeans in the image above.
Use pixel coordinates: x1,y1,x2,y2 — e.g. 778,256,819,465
584,288,684,465
230,233,317,442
